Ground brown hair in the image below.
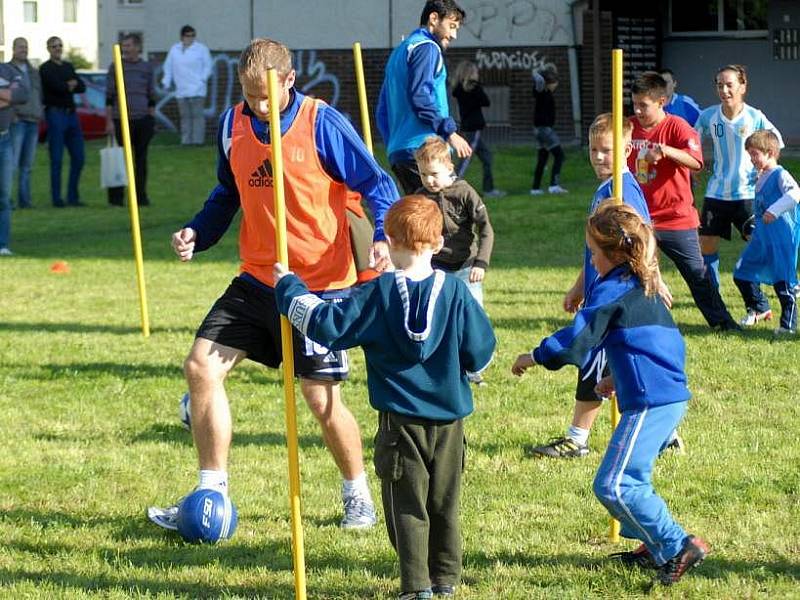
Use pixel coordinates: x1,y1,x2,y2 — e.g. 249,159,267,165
384,195,443,252
745,129,780,158
238,38,293,84
631,71,667,100
716,64,747,86
588,113,633,145
414,136,453,169
587,201,659,297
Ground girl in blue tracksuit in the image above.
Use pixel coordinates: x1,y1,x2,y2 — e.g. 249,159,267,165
512,201,710,587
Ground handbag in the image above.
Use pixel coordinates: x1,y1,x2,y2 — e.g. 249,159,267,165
100,136,128,188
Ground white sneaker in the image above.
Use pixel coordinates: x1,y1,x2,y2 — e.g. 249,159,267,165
529,189,544,196
0,247,13,256
340,494,377,529
484,189,507,198
548,185,569,194
740,309,772,327
147,490,193,531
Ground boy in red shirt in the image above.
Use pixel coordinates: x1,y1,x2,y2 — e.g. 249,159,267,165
629,72,738,331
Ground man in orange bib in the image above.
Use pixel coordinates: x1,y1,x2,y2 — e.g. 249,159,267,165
148,39,399,531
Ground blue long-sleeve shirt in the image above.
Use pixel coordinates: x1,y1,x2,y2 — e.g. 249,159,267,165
377,28,457,164
187,89,399,252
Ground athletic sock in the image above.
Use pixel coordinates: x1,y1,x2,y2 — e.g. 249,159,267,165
703,253,720,288
199,469,229,495
566,425,590,447
342,471,370,500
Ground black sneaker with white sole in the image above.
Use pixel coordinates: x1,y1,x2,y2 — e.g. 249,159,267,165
530,436,589,458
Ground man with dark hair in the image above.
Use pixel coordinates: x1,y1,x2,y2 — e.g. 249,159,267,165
161,25,212,145
658,68,701,127
40,36,86,207
629,71,738,331
377,0,471,194
105,33,156,206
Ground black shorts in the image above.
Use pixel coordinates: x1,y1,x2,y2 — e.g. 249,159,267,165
698,198,754,240
195,276,349,381
575,348,609,402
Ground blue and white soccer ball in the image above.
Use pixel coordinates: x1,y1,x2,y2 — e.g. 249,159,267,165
177,489,238,544
178,392,191,431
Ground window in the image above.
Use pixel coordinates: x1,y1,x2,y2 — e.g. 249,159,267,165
64,0,77,22
670,0,767,35
23,1,37,23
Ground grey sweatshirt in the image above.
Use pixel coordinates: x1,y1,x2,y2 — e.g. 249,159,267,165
0,63,30,132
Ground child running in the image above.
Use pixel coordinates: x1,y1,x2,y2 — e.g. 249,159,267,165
512,201,710,587
531,113,671,458
694,64,783,298
733,130,800,335
274,195,496,600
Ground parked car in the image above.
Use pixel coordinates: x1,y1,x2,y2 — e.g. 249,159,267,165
39,70,108,141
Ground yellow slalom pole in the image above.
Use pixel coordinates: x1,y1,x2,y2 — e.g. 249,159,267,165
112,44,150,337
609,48,623,544
352,42,373,155
267,68,307,600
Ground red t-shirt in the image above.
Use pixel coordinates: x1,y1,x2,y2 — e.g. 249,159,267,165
628,114,703,230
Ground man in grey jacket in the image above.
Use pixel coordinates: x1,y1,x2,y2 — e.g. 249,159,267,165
0,57,29,255
8,37,42,210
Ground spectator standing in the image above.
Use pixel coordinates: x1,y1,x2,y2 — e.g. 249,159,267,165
530,65,568,195
0,59,29,255
105,33,156,207
161,25,212,145
40,36,85,208
8,37,42,210
377,0,472,194
451,60,505,197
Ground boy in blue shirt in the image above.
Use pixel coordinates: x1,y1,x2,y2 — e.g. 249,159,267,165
658,68,701,127
531,113,677,459
274,196,496,600
733,130,800,334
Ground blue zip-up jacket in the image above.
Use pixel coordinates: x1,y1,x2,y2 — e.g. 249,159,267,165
185,89,399,252
533,265,690,412
276,269,496,421
376,28,456,165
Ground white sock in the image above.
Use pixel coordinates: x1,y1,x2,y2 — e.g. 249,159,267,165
342,471,370,500
199,469,228,495
567,425,590,447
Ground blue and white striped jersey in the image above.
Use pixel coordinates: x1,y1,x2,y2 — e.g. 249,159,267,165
695,103,783,201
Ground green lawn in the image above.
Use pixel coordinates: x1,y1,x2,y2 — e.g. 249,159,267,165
1,140,798,599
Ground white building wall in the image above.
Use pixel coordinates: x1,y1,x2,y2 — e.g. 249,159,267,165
1,0,98,66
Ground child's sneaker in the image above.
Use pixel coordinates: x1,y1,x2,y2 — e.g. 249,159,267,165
740,309,772,327
398,590,433,600
773,326,796,337
431,584,455,597
340,494,377,529
655,535,710,586
663,433,685,454
548,184,569,194
531,436,589,458
610,543,657,569
529,188,544,196
484,189,506,198
0,247,13,256
793,283,800,299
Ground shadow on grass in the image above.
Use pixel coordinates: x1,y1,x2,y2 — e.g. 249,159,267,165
7,362,184,380
131,425,330,451
0,321,196,336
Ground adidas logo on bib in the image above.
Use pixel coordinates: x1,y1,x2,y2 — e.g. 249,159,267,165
249,158,273,187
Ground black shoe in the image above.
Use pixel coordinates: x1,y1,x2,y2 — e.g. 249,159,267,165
655,535,710,586
68,201,86,207
610,543,657,569
530,436,589,458
53,200,65,208
714,319,742,332
431,584,455,597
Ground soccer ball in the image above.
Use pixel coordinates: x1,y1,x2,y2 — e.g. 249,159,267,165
176,489,238,544
178,392,191,431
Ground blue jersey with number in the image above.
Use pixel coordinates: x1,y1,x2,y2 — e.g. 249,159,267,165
695,104,783,201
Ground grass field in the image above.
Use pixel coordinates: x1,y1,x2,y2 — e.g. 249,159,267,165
1,139,799,599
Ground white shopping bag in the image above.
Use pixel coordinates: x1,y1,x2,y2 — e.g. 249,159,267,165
100,137,128,188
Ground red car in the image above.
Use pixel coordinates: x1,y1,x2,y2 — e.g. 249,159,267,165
39,70,108,141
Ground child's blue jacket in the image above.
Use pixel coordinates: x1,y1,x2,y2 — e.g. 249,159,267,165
533,265,690,412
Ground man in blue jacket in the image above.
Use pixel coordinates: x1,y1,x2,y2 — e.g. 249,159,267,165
377,0,472,194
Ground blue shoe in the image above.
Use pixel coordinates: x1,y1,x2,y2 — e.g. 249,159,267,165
340,494,377,529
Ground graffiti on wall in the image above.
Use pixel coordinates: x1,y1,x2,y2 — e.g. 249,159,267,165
153,49,342,132
475,49,551,71
461,0,571,44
